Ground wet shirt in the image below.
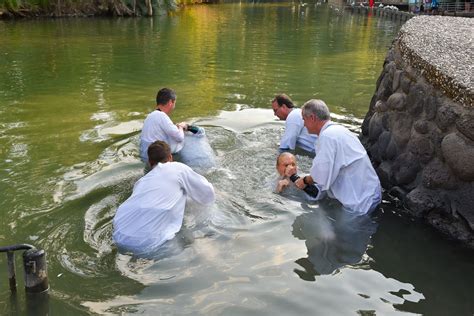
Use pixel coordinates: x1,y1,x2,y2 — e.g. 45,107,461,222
140,110,185,161
310,122,381,215
279,108,318,153
113,162,215,254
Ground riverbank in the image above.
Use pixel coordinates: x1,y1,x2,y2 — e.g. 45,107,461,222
0,0,215,18
361,16,474,248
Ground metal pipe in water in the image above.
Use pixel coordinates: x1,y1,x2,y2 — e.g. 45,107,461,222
23,249,49,293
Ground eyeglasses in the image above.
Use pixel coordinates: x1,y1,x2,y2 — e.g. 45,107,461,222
273,106,281,114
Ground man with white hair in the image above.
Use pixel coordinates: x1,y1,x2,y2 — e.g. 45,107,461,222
288,99,381,215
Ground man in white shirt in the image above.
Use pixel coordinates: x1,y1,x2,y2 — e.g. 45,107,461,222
113,140,215,255
271,94,317,154
290,99,381,215
139,88,188,162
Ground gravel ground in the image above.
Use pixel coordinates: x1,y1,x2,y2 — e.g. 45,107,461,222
398,16,473,103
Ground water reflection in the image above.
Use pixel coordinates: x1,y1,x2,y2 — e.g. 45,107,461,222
1,3,472,315
292,202,377,279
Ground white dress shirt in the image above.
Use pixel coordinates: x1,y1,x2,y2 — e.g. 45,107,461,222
140,110,185,161
113,161,215,254
280,108,318,153
310,122,381,214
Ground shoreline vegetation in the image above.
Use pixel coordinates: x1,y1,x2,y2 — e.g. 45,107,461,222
0,0,216,18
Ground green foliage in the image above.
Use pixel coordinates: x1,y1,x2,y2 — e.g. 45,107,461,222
0,0,184,15
4,0,19,10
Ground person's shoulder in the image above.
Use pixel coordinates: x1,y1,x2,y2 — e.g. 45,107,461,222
149,110,169,119
324,124,357,143
166,161,194,172
144,110,159,121
289,108,302,117
320,124,346,140
287,108,303,122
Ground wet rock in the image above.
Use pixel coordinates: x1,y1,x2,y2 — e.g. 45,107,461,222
456,110,474,141
423,95,438,120
388,186,408,201
374,100,388,113
408,133,435,163
418,121,443,148
426,211,473,247
375,71,385,92
422,158,457,190
452,182,474,231
382,136,398,160
436,100,463,131
392,70,402,92
387,92,407,111
361,16,474,247
376,161,393,188
400,72,412,94
381,112,390,130
368,112,384,141
384,61,396,80
414,120,429,134
361,114,372,137
376,73,392,101
377,131,391,158
405,186,446,217
388,112,413,149
406,83,425,116
441,133,474,182
392,152,421,185
369,142,381,163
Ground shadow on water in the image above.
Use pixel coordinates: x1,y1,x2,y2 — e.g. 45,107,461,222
368,202,474,315
292,202,378,279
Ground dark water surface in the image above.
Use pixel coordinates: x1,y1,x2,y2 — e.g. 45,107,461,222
1,3,473,315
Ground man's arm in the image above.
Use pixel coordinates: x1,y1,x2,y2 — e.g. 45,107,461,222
180,166,215,205
279,122,301,151
162,116,185,143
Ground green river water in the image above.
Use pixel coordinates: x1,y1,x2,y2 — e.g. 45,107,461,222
0,3,473,315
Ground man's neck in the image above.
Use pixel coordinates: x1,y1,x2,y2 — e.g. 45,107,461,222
156,105,167,114
316,120,331,136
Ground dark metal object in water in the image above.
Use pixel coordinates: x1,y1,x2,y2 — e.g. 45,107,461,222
0,244,49,293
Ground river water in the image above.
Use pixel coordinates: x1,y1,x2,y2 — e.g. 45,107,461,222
0,3,473,315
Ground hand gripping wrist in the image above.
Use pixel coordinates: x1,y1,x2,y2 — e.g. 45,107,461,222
303,176,309,185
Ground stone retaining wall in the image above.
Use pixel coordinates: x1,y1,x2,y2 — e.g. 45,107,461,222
361,16,474,247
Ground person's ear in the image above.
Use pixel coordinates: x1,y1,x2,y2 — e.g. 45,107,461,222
168,154,173,162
